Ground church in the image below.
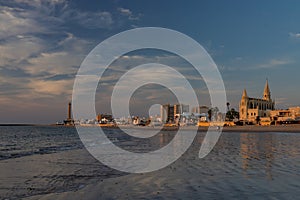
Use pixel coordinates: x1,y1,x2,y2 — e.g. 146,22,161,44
239,80,275,124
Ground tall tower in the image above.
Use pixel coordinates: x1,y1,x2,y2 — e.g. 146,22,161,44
263,79,271,101
239,89,249,121
242,89,248,99
68,102,72,120
64,101,74,125
160,104,169,123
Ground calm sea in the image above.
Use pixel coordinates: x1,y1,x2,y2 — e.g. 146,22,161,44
0,126,299,199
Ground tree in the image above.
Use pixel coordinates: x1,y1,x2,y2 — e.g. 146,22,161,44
226,102,230,112
208,109,212,121
208,107,219,121
226,108,239,121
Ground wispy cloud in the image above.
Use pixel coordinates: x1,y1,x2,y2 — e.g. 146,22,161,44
256,59,292,69
117,7,140,20
0,6,46,40
28,78,73,96
118,7,132,16
0,0,110,110
0,35,45,68
289,32,300,39
221,57,293,72
61,10,113,29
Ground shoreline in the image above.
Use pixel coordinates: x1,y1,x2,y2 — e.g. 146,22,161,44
217,124,300,133
1,123,300,133
123,124,300,133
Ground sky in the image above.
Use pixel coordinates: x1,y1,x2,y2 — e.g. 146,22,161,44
1,0,300,123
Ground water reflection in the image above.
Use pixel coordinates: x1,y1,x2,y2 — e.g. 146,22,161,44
240,133,275,179
158,132,171,148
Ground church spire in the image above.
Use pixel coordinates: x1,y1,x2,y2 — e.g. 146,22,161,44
242,89,248,98
263,79,271,100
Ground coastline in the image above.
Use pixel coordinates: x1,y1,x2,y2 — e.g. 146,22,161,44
0,124,37,126
2,123,300,133
218,124,300,133
123,124,300,133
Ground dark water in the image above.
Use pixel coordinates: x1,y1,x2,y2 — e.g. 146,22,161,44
0,126,82,160
0,126,299,199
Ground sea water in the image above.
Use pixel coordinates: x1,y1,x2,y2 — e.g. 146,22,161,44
0,126,299,199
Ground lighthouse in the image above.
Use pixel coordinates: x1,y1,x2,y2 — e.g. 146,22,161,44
64,102,74,125
68,102,72,120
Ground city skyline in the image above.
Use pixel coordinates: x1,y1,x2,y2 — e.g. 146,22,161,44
1,0,300,123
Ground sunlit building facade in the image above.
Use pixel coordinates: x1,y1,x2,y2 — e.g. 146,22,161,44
239,80,275,124
160,104,189,123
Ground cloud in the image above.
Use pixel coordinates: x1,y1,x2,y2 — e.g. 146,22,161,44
62,10,113,29
0,1,94,108
118,7,132,16
28,78,73,96
25,33,89,71
12,0,66,6
222,57,293,72
117,7,140,20
0,6,45,40
0,69,73,110
1,0,114,38
289,32,300,39
0,0,116,77
0,1,147,122
0,35,45,68
7,0,68,16
256,59,292,69
0,32,90,77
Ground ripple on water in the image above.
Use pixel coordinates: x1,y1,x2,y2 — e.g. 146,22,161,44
0,127,300,199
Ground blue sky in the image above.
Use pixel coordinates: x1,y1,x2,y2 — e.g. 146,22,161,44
1,0,300,123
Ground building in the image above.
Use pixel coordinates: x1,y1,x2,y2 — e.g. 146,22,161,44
265,106,300,124
96,114,114,123
269,109,293,123
160,104,189,124
289,107,300,120
192,106,209,115
239,80,275,124
64,102,74,125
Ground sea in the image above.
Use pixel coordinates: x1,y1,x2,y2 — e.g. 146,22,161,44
0,126,299,199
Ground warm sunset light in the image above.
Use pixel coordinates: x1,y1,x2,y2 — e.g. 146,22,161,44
1,1,300,199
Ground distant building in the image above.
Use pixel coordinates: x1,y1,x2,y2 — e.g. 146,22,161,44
160,104,189,123
289,107,300,120
265,106,300,124
96,114,114,123
239,80,275,124
192,106,209,115
64,102,74,125
269,109,293,123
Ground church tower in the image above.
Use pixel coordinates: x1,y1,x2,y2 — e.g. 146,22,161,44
239,89,249,121
263,79,271,101
242,89,248,99
239,80,275,123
